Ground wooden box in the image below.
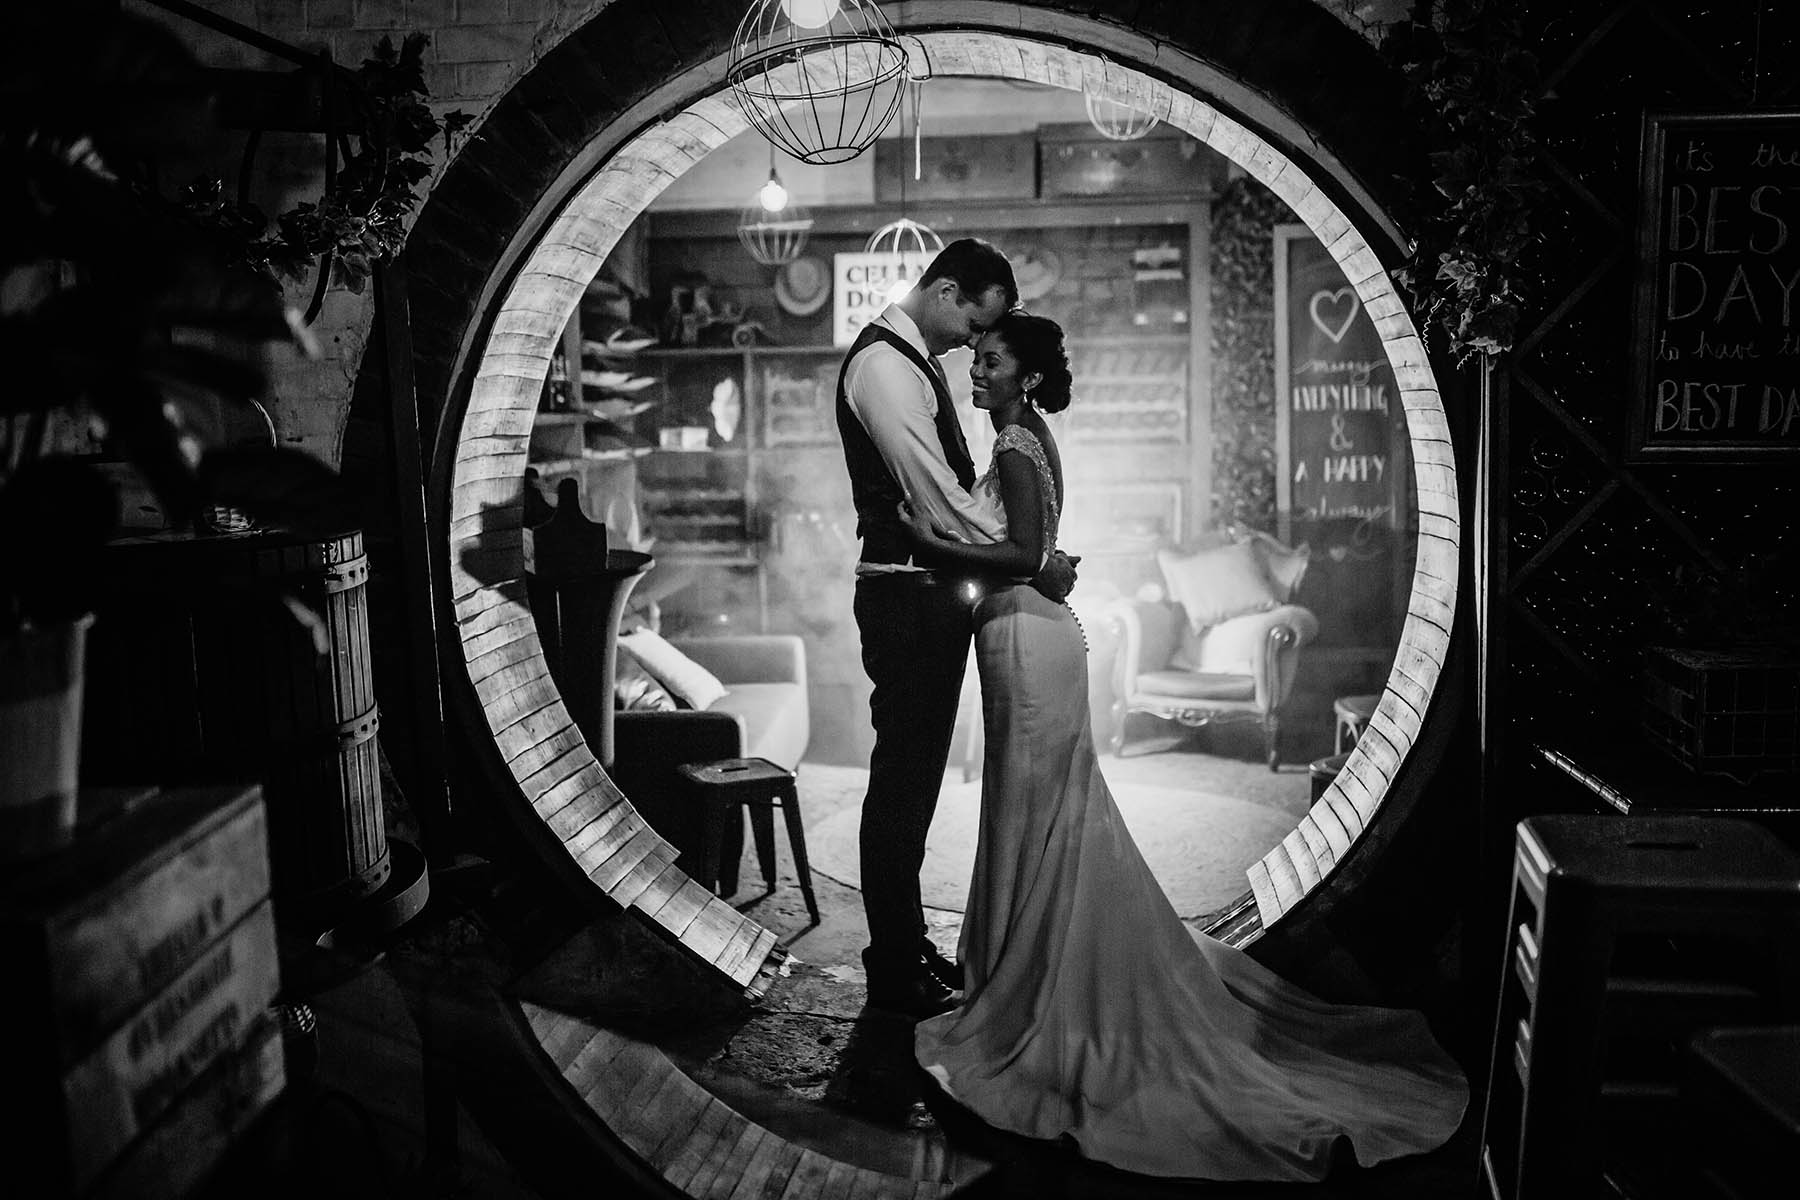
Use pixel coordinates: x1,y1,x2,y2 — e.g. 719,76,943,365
0,784,270,1058
1643,646,1800,780
85,1010,286,1200
1,784,281,1194
874,133,1037,203
59,899,282,1187
1037,123,1219,198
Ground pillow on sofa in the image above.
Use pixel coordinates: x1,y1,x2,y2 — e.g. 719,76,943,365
1250,533,1310,603
614,651,677,711
1157,541,1280,633
619,629,728,711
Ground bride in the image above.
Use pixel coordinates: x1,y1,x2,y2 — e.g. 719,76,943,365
896,310,1468,1182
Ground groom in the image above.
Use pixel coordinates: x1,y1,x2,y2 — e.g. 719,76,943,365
835,238,1077,1018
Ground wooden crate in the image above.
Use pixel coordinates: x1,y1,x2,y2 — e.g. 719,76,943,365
0,784,269,1060
1,784,281,1195
1037,123,1220,198
873,133,1037,202
59,899,282,1189
1643,646,1800,780
85,1012,286,1200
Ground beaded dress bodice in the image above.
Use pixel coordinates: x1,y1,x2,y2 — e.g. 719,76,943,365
976,423,1060,551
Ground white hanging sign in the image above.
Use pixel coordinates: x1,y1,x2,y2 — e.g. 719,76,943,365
833,251,934,345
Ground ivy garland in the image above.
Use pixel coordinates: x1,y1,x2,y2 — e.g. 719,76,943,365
1209,175,1289,533
1381,0,1550,362
184,34,469,298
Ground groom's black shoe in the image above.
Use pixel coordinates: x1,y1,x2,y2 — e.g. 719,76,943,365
864,949,959,1019
920,939,965,991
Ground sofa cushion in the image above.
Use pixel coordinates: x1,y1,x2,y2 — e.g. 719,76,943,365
1134,670,1256,702
1249,532,1310,602
1173,603,1321,675
1128,599,1183,673
614,652,677,711
709,682,809,770
1157,541,1280,633
619,628,728,710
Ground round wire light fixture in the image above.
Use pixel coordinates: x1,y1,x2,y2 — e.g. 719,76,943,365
862,76,940,302
728,0,908,165
864,217,943,302
1083,59,1172,141
864,216,943,259
738,202,813,266
738,152,813,266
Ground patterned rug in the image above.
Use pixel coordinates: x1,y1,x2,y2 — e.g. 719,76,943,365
799,758,1308,919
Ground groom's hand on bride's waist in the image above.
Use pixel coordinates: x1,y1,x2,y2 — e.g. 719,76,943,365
1031,550,1080,602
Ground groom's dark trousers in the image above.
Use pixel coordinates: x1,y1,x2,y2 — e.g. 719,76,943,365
835,320,983,973
854,572,976,968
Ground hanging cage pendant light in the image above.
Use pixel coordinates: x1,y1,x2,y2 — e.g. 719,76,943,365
864,216,944,259
1083,58,1171,141
864,217,944,302
738,156,813,266
864,77,940,301
728,0,908,165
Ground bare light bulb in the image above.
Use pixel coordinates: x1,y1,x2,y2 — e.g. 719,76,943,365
780,0,842,30
758,170,789,213
885,276,914,304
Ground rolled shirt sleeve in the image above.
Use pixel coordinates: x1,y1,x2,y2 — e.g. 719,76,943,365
845,337,1005,546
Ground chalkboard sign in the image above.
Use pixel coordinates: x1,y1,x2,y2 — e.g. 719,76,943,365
1630,111,1800,460
1273,226,1412,646
1273,226,1408,544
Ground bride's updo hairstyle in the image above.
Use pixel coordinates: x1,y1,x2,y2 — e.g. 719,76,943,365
991,311,1074,414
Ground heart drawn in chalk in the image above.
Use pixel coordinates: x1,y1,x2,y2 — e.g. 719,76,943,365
1309,287,1360,344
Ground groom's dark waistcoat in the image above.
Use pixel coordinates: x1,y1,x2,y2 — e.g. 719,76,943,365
836,322,976,568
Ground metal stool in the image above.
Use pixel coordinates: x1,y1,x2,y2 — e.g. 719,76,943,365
675,757,820,926
1333,693,1378,753
1479,814,1800,1199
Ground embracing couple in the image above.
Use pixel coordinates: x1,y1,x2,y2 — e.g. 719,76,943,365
834,238,1467,1182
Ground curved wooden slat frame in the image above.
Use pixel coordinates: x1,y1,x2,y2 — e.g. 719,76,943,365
521,1001,969,1196
447,29,1456,969
404,6,1462,1193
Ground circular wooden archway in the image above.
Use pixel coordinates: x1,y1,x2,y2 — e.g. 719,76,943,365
409,2,1457,985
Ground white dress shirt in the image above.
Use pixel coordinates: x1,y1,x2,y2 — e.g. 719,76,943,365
843,305,1005,574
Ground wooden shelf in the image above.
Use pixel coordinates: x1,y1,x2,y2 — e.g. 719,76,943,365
646,196,1213,240
641,487,743,501
638,336,1187,358
1067,334,1189,347
652,545,758,564
529,448,648,472
634,345,747,359
637,344,843,360
643,447,749,458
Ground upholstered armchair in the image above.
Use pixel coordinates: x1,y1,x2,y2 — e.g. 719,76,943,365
1098,531,1319,769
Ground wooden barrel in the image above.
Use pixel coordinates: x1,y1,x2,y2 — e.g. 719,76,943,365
85,528,388,929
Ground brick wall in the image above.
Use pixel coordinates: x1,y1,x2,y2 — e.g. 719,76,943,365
133,0,1386,466
127,0,612,465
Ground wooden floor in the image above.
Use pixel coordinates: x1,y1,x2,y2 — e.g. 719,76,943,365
523,1001,965,1198
191,845,1487,1200
227,845,1483,1200
204,776,1486,1200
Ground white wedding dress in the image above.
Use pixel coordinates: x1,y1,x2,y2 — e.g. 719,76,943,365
914,425,1468,1181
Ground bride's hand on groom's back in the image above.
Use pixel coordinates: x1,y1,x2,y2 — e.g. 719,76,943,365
898,499,955,544
1032,550,1079,602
